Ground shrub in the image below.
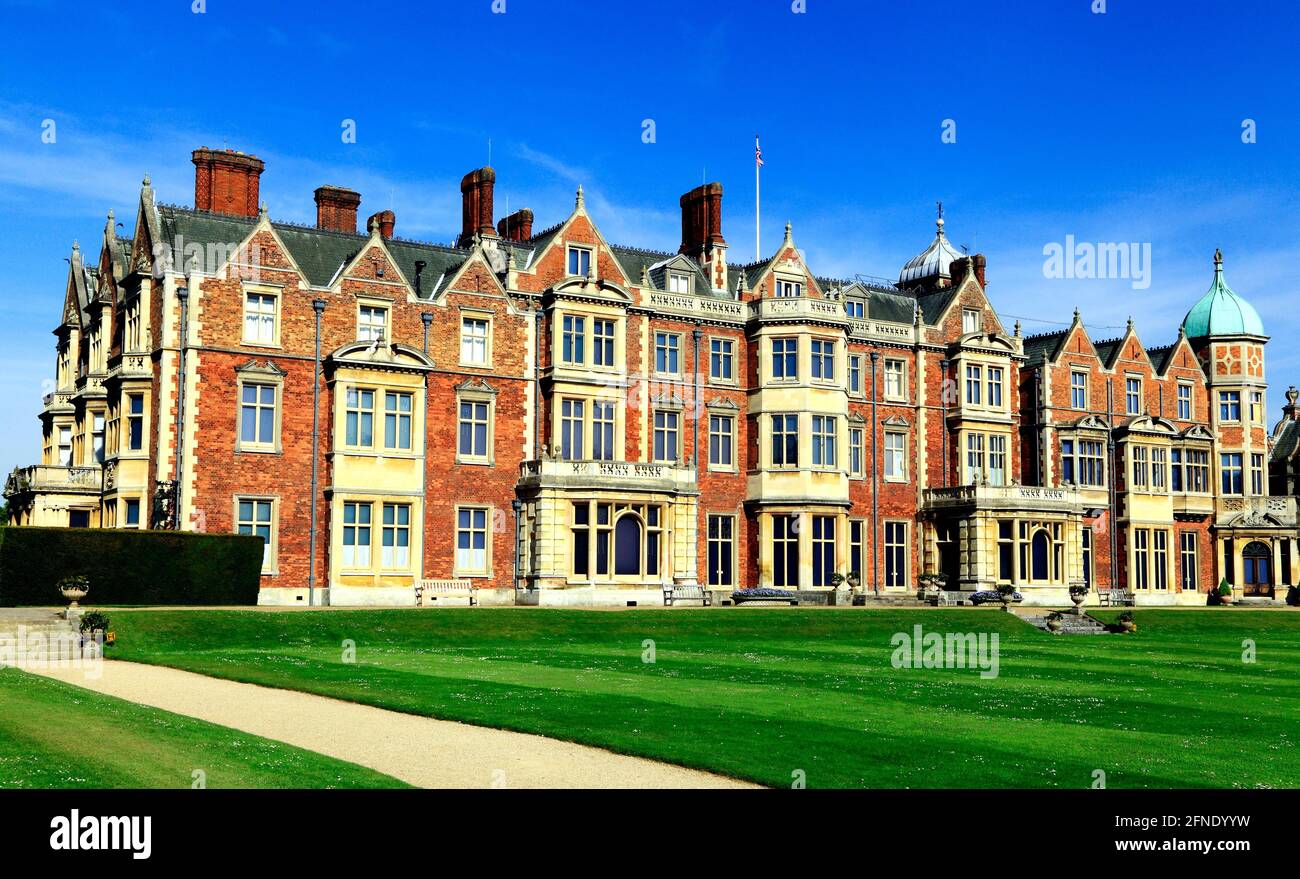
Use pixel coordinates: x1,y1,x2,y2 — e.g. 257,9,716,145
0,526,262,606
79,611,111,633
1116,610,1135,624
1288,585,1300,607
1217,579,1233,597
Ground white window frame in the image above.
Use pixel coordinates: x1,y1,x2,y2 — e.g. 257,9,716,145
243,289,279,347
460,315,491,366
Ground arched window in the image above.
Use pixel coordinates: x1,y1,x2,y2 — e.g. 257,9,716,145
1031,529,1050,582
615,514,643,576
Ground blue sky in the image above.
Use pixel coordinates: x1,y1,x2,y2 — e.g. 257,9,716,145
1,0,1297,478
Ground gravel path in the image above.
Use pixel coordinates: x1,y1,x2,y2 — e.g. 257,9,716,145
32,661,757,789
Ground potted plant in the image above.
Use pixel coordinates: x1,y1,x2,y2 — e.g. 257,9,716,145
1044,611,1064,633
1068,583,1089,614
846,571,862,594
1116,610,1137,633
1217,579,1234,607
829,571,849,606
997,582,1017,611
57,574,89,616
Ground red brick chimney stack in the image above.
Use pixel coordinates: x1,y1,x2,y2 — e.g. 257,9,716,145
314,186,362,233
366,210,396,239
679,182,725,256
497,208,534,242
458,167,496,247
192,147,265,218
972,253,987,288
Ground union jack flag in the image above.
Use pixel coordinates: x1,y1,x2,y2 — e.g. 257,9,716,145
755,137,764,167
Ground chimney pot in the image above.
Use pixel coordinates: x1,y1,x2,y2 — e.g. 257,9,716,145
458,167,497,247
366,210,396,239
497,208,534,242
192,147,265,218
314,185,362,233
678,182,725,255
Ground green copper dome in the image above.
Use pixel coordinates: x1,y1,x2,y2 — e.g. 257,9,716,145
1181,249,1264,338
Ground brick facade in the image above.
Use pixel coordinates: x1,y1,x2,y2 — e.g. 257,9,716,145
7,146,1298,607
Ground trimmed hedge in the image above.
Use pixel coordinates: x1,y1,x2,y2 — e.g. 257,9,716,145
0,526,262,606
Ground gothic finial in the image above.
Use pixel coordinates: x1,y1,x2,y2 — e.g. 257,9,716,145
259,202,268,219
142,174,151,187
1014,319,1022,337
1127,315,1134,332
575,185,584,210
640,263,649,285
784,221,792,241
936,200,945,234
1214,247,1223,270
1073,306,1081,324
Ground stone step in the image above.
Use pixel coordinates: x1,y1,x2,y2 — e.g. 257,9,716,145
1012,609,1111,635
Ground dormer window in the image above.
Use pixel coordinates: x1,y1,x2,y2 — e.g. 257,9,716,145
668,271,692,294
845,300,864,319
962,308,981,335
567,246,592,277
775,279,802,298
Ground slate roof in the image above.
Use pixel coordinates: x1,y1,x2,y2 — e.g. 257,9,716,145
1273,421,1299,463
1021,329,1070,365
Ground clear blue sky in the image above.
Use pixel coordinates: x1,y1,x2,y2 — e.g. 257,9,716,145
1,0,1297,478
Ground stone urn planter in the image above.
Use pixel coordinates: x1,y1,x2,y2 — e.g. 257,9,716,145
1045,613,1064,633
58,575,89,617
1117,612,1137,633
1069,587,1088,615
997,586,1016,611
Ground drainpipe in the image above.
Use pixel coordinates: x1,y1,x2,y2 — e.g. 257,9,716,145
421,311,433,355
174,284,189,529
871,351,880,595
939,358,951,487
1107,379,1118,592
692,326,702,464
534,305,544,459
309,298,326,607
692,326,703,585
511,498,523,593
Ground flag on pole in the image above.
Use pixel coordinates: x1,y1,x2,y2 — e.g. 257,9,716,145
755,136,763,262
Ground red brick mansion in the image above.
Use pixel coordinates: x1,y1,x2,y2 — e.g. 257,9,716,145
6,147,1297,606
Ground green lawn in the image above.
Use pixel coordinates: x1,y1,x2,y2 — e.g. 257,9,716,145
103,607,1299,789
0,669,407,788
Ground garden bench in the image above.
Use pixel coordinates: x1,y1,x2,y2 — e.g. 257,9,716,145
415,579,478,607
1098,589,1134,607
663,583,712,606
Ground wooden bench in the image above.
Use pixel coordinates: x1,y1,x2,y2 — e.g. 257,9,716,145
663,583,712,606
1098,589,1134,607
415,579,478,607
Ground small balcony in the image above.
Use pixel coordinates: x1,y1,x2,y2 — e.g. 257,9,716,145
749,296,849,326
923,482,1087,514
5,464,102,498
518,458,698,495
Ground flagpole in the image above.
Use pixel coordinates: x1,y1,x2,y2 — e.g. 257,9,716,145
755,135,761,262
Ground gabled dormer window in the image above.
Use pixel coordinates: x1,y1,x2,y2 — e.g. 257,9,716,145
845,300,864,319
668,272,692,294
775,279,802,298
567,246,592,277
